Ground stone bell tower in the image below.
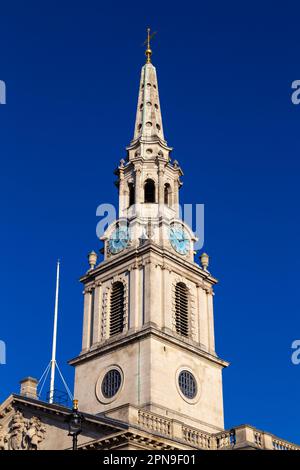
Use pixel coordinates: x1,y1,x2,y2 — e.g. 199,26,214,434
70,32,228,435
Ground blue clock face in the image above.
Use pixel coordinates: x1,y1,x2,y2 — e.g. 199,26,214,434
169,225,190,255
109,227,130,254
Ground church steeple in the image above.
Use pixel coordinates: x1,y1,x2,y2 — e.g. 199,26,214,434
118,33,183,223
131,31,165,145
72,35,226,438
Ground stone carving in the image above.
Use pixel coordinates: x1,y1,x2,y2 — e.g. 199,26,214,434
146,220,154,239
9,410,26,450
0,405,12,419
24,417,46,450
0,411,46,450
0,425,8,450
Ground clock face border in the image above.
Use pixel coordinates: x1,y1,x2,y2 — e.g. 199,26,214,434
169,223,190,255
108,226,130,255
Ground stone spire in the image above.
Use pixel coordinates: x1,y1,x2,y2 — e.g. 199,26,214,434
131,42,165,145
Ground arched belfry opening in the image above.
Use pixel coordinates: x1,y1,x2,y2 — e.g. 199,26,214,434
164,183,172,206
128,183,135,207
144,179,155,203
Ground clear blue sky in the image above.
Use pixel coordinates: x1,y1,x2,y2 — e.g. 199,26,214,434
1,0,300,443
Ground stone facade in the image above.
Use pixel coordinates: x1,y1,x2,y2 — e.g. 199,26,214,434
72,241,227,433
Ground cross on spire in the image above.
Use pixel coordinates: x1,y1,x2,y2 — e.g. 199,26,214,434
144,28,157,63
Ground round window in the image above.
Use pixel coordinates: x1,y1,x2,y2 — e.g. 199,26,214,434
178,370,197,399
101,369,122,398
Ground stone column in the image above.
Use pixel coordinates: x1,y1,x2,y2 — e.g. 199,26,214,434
139,266,145,328
162,267,173,331
207,289,216,354
134,165,142,220
173,178,180,217
150,264,162,327
135,166,142,204
158,162,164,213
81,288,92,352
92,282,102,345
197,285,209,351
143,260,151,325
129,266,139,330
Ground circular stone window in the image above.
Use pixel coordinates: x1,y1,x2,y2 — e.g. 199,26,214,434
102,369,121,398
178,370,197,400
96,366,124,404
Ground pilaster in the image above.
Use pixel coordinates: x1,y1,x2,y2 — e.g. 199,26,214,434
207,289,216,354
197,285,210,352
92,282,102,345
82,287,93,352
129,265,139,330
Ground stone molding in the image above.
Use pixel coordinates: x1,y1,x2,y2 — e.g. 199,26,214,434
69,325,228,369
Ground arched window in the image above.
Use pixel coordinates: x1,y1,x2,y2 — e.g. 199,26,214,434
164,183,171,206
110,282,125,337
175,282,189,337
144,179,155,203
128,183,135,207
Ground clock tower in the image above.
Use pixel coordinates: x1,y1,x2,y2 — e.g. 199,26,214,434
70,35,228,435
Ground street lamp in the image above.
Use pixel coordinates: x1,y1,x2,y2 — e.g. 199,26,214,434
66,399,84,450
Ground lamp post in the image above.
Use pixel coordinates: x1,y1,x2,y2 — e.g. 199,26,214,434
66,399,84,450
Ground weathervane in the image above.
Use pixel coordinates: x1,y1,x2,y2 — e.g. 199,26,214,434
143,27,157,63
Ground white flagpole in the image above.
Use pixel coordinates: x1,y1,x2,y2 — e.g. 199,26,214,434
49,260,60,404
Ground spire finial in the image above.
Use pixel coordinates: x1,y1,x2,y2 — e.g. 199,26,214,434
144,28,157,63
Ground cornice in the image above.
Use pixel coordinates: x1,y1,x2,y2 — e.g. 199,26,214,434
126,138,172,153
0,394,128,432
80,241,218,286
68,325,229,369
78,429,191,451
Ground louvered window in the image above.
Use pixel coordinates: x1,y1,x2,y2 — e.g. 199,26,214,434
175,282,189,337
110,282,125,337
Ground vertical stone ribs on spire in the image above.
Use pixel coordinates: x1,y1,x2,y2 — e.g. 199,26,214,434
132,63,165,144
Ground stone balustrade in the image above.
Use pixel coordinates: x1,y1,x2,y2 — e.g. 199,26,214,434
215,430,236,449
137,410,172,437
254,431,263,448
119,406,300,450
182,426,212,449
222,425,300,450
272,438,299,450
